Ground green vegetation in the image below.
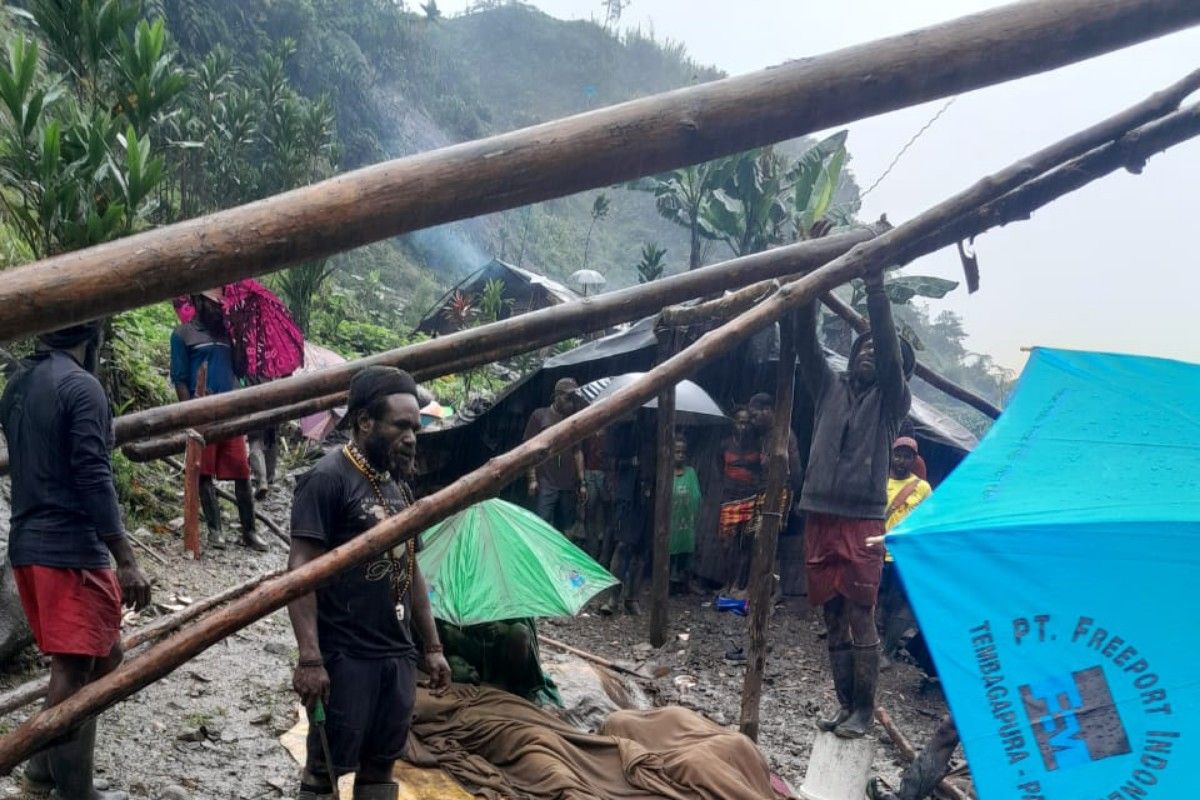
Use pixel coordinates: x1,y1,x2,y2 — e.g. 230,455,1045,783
0,0,1011,525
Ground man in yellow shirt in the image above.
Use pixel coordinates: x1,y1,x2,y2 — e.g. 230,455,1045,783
879,437,931,664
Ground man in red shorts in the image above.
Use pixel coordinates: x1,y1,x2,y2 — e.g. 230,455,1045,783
170,289,267,551
796,268,914,739
0,322,151,798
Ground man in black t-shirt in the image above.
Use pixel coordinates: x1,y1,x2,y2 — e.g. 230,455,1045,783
287,366,450,800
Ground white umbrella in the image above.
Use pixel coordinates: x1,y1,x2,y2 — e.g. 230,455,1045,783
570,269,606,297
580,373,728,426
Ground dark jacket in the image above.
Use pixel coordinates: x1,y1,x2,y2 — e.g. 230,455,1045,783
0,351,124,568
796,286,910,519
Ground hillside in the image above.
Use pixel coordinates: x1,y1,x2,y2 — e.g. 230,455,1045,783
159,0,726,307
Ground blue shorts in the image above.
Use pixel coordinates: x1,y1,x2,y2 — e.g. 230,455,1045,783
306,653,416,777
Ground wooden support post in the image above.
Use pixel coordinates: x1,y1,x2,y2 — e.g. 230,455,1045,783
739,314,798,742
182,364,207,559
0,0,1192,345
2,77,1197,770
648,328,679,649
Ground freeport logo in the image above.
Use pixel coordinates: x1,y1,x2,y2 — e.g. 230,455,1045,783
1019,666,1132,773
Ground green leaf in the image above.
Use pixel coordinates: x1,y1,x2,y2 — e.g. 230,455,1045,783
884,275,960,303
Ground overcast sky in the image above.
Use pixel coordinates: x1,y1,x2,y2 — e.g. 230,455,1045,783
440,0,1200,369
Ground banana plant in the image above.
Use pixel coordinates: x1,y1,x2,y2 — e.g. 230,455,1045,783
790,130,849,237
629,161,723,269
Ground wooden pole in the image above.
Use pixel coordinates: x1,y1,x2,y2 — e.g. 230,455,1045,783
1,77,1195,770
537,635,651,680
818,291,1003,419
875,707,971,800
0,569,279,718
0,0,1195,344
96,95,1200,460
648,328,679,649
164,457,288,544
739,313,799,741
182,363,208,559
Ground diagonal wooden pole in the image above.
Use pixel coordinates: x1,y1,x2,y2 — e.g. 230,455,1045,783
739,312,799,741
0,71,1196,772
0,0,1196,344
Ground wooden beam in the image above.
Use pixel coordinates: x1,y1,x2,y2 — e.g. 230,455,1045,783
648,328,679,649
739,312,798,742
0,73,1194,770
101,231,880,450
818,291,1003,419
0,0,1196,344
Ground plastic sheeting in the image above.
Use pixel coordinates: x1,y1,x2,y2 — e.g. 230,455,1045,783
890,348,1200,800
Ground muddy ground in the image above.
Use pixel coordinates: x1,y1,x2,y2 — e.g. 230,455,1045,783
0,483,960,799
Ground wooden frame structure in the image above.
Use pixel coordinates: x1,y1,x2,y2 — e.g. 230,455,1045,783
0,0,1198,773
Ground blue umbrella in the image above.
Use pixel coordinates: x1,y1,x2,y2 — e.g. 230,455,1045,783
889,348,1199,800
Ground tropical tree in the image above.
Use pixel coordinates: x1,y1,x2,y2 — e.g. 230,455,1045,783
631,161,722,269
635,242,667,284
0,15,181,258
581,191,610,269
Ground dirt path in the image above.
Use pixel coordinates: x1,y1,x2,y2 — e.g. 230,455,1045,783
0,497,956,798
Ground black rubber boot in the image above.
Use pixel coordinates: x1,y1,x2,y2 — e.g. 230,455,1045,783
816,643,854,732
834,643,880,739
22,749,53,796
866,777,900,800
235,480,268,552
47,718,128,799
354,782,399,799
199,479,225,550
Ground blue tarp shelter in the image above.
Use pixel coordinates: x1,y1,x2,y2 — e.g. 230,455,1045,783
890,348,1199,800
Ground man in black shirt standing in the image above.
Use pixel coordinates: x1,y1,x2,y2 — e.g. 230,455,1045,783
287,366,450,800
0,322,151,800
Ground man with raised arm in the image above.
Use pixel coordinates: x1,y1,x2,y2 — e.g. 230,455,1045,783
796,269,914,739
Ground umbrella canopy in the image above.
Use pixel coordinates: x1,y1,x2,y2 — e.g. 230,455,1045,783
173,279,305,379
580,373,728,426
570,269,607,287
890,348,1200,799
418,499,618,625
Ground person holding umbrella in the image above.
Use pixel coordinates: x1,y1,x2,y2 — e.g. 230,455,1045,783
796,268,914,740
287,367,451,800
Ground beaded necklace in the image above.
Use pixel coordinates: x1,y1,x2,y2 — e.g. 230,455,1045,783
343,442,416,616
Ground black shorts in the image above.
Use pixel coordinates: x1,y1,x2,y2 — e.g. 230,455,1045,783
306,653,417,777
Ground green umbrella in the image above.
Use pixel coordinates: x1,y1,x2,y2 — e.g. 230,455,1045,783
418,498,618,625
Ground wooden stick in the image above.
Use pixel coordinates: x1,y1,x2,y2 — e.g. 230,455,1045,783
875,707,971,800
127,531,169,568
818,291,1003,419
537,635,651,680
0,0,1193,346
183,363,208,559
739,313,798,742
0,570,280,718
0,74,1193,771
648,328,679,649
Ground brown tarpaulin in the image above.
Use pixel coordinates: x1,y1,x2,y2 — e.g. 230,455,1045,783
408,685,780,799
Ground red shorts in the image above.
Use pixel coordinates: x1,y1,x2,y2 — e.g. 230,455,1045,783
804,513,885,608
201,436,251,480
13,566,122,657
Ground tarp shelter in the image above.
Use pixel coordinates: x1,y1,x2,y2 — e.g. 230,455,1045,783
890,348,1199,799
418,313,980,593
415,259,580,336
